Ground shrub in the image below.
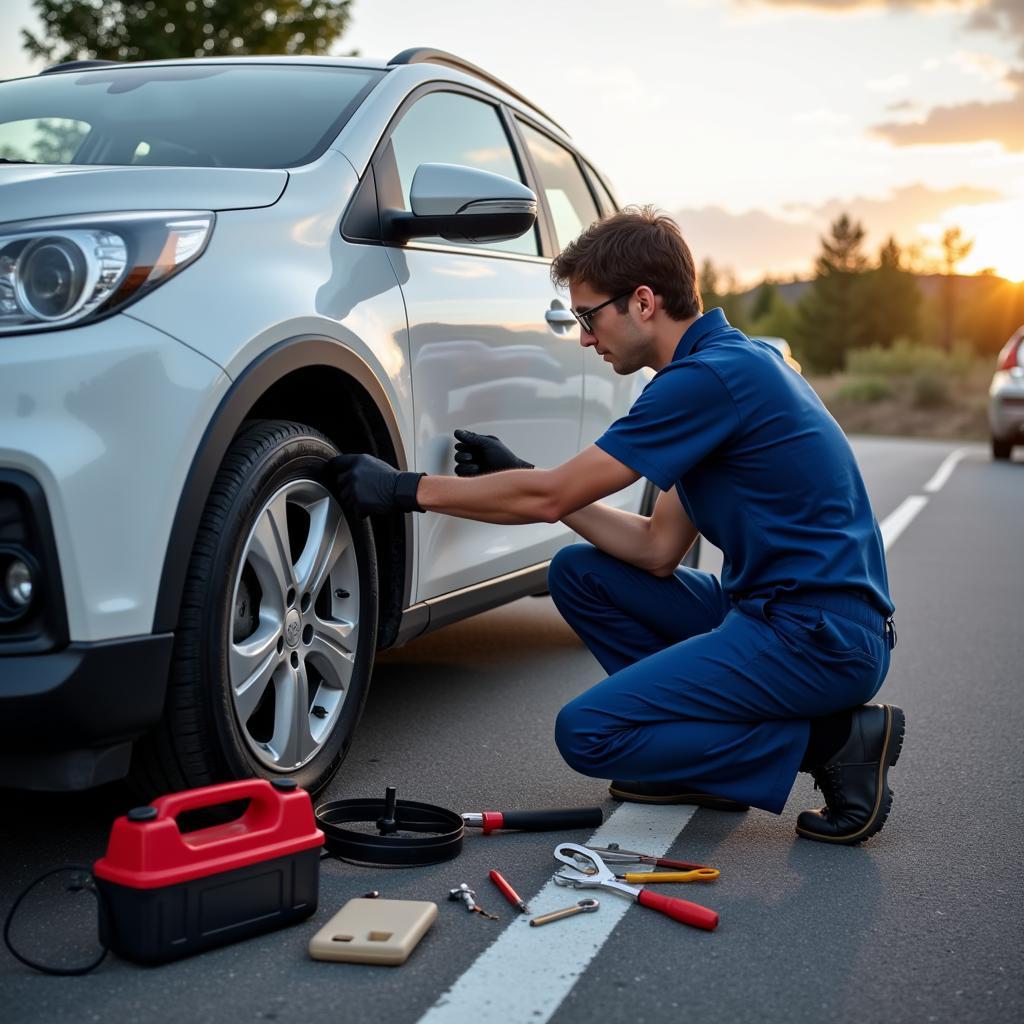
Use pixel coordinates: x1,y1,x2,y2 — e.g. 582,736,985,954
837,377,893,403
846,339,974,378
910,368,951,408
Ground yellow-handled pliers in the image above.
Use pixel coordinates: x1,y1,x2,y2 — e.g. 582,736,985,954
614,867,719,884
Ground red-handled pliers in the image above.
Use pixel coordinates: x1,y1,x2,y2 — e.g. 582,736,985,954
554,842,719,931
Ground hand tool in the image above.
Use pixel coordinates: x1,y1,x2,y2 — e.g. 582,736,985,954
529,898,600,927
448,884,499,921
584,843,713,872
553,843,719,931
489,869,530,913
462,807,603,834
608,868,719,884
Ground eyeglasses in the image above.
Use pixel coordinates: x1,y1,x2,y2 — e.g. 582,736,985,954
571,289,635,335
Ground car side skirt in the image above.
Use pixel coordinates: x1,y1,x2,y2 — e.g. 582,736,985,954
394,561,550,646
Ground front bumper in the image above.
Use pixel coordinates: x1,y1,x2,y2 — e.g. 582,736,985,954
0,313,228,641
0,633,173,789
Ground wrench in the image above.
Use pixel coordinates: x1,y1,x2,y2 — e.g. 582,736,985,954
529,898,600,927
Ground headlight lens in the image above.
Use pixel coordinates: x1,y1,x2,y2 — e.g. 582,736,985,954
0,211,214,334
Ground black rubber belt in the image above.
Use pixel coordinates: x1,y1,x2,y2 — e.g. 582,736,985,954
315,787,464,866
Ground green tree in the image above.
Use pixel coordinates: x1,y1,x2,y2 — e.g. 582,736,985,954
698,257,750,331
749,278,778,323
22,0,354,64
940,226,974,353
750,289,800,351
795,213,871,372
859,237,921,349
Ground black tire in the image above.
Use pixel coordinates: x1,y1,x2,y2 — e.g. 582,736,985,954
639,479,702,569
131,420,378,799
992,437,1013,460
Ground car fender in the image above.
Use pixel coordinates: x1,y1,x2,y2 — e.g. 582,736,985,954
152,335,411,634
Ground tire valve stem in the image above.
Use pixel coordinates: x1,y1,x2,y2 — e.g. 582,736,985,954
312,705,328,719
334,589,349,599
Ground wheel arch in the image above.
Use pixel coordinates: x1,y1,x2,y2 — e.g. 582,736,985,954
153,335,412,648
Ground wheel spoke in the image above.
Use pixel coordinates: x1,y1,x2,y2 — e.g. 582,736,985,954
247,491,297,596
270,660,314,768
296,498,349,599
231,633,279,723
308,617,356,690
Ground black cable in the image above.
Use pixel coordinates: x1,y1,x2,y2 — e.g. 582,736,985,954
3,864,108,976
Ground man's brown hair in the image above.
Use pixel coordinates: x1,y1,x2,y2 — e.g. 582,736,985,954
550,205,702,320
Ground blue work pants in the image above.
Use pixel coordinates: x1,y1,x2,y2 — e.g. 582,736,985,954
548,544,892,813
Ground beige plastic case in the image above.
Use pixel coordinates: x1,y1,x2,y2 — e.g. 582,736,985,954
308,898,438,965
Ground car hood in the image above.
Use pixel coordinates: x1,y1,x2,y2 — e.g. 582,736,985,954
0,165,288,223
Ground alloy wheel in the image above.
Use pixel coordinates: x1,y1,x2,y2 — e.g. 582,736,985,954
228,479,360,771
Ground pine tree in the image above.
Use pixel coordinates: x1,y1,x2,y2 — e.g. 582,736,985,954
795,213,871,372
860,237,922,348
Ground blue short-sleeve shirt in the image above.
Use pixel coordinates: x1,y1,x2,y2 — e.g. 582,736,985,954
594,308,894,614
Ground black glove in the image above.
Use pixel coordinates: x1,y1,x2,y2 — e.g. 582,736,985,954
328,453,425,516
453,428,534,476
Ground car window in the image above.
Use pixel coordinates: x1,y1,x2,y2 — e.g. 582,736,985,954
0,117,89,163
0,64,382,169
584,161,618,215
388,90,538,257
517,121,600,251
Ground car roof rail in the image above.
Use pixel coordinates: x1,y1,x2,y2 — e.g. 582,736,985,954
40,59,122,76
387,47,568,135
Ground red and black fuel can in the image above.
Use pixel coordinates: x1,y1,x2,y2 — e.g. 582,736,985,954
92,778,323,965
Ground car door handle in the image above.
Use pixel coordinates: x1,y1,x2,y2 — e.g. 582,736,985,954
545,309,577,325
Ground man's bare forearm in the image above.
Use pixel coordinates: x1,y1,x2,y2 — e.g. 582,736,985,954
416,469,560,524
561,502,658,571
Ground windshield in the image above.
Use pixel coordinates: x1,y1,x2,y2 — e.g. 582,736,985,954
0,63,383,169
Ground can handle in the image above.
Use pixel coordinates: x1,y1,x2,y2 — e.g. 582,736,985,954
154,780,285,843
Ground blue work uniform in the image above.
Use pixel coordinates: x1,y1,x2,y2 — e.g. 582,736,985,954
549,308,895,813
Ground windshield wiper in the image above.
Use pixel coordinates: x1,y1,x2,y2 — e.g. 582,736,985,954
0,158,38,164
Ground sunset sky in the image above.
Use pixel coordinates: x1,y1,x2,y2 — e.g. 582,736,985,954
2,0,1021,284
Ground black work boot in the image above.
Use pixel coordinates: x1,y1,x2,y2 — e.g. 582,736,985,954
796,704,906,845
609,780,749,811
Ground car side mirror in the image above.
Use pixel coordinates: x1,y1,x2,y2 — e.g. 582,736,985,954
382,163,537,245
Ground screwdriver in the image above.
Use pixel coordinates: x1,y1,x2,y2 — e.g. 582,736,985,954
489,869,530,913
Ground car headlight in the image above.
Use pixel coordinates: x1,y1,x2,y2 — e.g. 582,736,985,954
0,211,214,334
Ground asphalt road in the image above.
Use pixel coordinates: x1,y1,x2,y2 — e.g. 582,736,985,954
2,437,1022,1024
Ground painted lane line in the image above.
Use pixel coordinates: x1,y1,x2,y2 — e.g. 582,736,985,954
416,802,699,1024
923,446,978,494
880,494,929,550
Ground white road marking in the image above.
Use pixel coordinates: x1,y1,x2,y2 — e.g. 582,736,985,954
416,802,699,1024
923,446,977,494
880,494,929,550
880,445,979,549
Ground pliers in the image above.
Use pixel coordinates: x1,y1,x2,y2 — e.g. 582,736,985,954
584,843,716,874
554,843,719,930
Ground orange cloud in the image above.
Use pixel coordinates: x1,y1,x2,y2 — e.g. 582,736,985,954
872,91,1024,150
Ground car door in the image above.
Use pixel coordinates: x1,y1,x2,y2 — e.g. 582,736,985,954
377,87,584,602
515,120,647,515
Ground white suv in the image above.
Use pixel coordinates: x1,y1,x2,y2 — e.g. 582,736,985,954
0,50,673,795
